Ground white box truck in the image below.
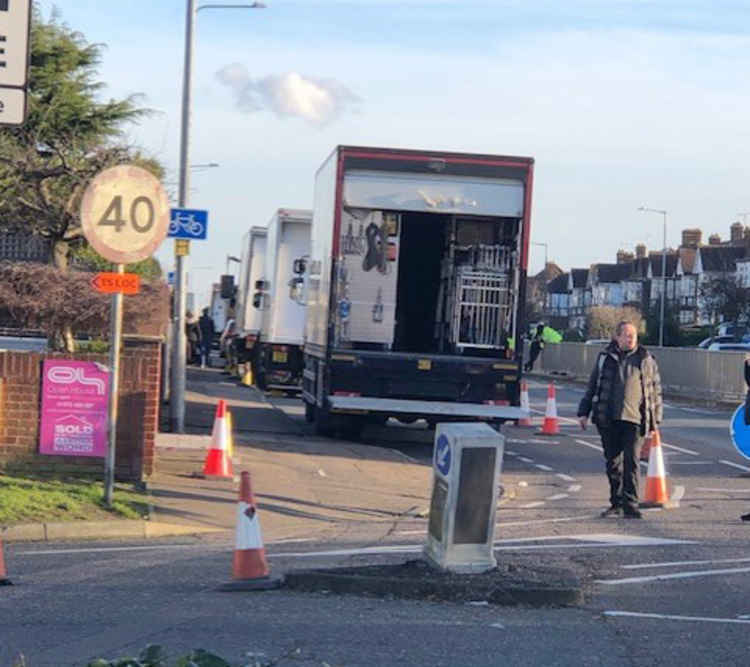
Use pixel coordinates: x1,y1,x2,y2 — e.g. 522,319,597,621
302,145,533,436
253,208,312,390
235,226,267,373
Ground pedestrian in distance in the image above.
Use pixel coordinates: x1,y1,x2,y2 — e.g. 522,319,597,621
198,307,215,369
577,320,663,519
185,311,201,365
524,323,545,372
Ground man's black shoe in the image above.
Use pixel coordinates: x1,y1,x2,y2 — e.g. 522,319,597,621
623,508,643,519
600,505,622,518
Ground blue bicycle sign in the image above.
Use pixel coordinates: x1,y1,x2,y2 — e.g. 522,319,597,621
168,208,208,240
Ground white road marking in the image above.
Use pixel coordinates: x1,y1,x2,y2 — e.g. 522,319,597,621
575,438,605,452
661,441,699,456
556,473,576,482
546,493,569,501
603,611,750,625
527,438,561,444
505,449,518,455
696,487,750,493
596,566,750,585
519,456,534,463
520,501,545,508
568,484,582,493
535,464,554,471
496,514,594,528
668,461,714,465
720,460,750,473
18,544,225,556
623,556,750,570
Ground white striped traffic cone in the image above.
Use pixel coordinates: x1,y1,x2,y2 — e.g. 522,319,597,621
539,383,560,435
518,380,532,427
220,471,282,591
641,429,669,507
201,400,233,479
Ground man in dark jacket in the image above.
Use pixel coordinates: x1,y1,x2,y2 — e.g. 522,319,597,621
577,321,663,519
198,308,215,369
524,323,545,372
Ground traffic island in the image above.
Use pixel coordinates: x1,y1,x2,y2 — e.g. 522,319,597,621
283,558,583,607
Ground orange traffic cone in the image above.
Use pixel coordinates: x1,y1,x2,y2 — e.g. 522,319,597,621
220,471,282,591
0,537,11,585
640,431,653,462
201,400,234,479
641,429,669,508
539,383,560,435
518,380,533,427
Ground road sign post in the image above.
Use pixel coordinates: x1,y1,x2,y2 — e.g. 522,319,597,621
0,0,32,127
80,165,169,506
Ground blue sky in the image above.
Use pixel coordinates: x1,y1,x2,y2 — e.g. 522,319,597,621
38,1,750,308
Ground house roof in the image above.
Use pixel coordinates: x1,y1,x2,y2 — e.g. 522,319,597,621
592,262,632,284
699,245,746,272
570,268,588,288
628,257,651,280
547,272,569,293
648,253,678,278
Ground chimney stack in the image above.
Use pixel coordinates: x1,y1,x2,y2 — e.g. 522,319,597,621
731,222,744,245
709,233,721,245
616,249,634,264
681,228,702,248
635,243,647,259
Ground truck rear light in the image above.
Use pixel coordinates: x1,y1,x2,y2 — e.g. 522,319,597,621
245,334,257,344
272,345,288,352
334,391,361,397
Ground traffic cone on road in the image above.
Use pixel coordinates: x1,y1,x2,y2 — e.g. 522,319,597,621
241,362,254,386
539,383,560,435
640,431,653,462
0,537,11,585
641,429,669,508
201,400,234,479
518,380,533,427
220,471,282,591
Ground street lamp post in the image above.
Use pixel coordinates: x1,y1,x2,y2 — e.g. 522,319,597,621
638,206,668,347
170,0,265,433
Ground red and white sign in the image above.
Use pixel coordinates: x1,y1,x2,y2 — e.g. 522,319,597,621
91,272,140,294
39,361,109,457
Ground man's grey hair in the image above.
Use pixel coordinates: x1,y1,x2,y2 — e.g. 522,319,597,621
615,320,636,336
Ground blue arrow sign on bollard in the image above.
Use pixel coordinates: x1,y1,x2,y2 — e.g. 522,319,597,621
435,434,452,476
730,403,750,461
168,208,208,240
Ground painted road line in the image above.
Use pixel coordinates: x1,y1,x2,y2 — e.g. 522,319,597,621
535,464,554,471
497,514,597,528
720,460,750,473
520,501,545,508
568,484,582,493
668,461,714,465
527,438,561,444
661,441,699,456
696,487,750,493
575,438,605,453
519,456,534,463
505,450,519,456
545,493,569,501
18,544,227,556
603,611,750,625
622,556,750,570
596,566,750,585
556,473,576,482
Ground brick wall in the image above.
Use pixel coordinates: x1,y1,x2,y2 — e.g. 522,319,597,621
0,336,162,482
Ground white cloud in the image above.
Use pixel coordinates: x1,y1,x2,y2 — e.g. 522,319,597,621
215,65,361,126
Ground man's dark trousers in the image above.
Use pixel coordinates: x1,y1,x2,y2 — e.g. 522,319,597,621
599,420,642,511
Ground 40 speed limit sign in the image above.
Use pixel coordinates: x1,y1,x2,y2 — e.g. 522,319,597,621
80,165,170,264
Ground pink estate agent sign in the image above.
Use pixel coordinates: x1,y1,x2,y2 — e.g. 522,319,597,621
39,360,110,458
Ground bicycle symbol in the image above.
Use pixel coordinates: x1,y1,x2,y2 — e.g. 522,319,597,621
169,212,204,237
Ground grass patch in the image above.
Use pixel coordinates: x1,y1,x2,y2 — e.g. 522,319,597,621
0,474,149,525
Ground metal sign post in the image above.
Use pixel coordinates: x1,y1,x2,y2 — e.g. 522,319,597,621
80,165,169,506
104,264,124,506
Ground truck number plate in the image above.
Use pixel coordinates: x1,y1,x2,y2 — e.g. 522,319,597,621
272,351,288,363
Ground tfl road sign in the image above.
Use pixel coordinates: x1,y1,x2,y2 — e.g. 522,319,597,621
730,403,750,461
168,208,208,240
80,165,170,264
0,0,31,127
435,434,452,476
91,272,140,295
0,0,31,88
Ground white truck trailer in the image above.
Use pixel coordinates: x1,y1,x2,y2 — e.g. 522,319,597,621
253,208,312,390
301,145,533,436
235,226,268,373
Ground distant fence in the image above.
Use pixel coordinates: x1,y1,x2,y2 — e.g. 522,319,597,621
538,342,746,405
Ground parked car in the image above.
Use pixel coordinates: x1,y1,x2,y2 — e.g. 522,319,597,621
584,338,611,346
699,335,738,348
707,342,750,352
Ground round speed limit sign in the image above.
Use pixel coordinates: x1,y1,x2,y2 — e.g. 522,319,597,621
80,165,170,264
